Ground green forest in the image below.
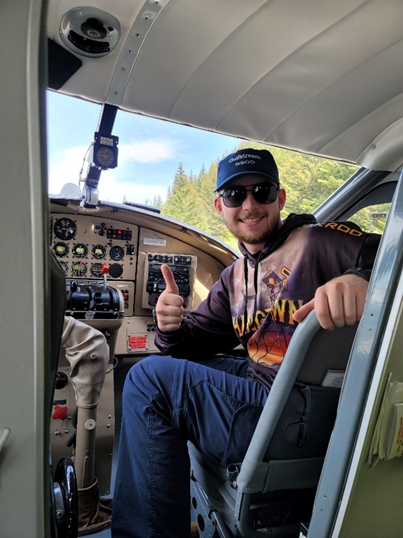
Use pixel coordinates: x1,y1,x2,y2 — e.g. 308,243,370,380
144,141,386,250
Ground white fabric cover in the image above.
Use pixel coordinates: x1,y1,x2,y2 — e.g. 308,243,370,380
61,316,109,408
48,0,403,172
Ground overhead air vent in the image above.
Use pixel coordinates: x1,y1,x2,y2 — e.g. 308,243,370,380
60,7,121,58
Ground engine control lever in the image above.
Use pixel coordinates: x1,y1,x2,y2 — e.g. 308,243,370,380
102,264,109,289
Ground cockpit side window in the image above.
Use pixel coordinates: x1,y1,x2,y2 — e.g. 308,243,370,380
349,203,390,234
340,181,396,234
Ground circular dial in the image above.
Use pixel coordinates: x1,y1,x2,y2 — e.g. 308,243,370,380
92,244,107,259
90,263,104,277
59,261,68,273
96,146,115,167
72,243,88,258
109,245,124,261
71,261,87,277
54,218,77,241
53,242,69,258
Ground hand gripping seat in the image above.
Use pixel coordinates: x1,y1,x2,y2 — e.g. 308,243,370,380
189,312,358,538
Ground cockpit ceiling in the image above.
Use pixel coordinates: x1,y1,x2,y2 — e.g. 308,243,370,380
47,0,403,172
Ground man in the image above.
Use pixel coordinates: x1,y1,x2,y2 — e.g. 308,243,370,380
112,148,380,538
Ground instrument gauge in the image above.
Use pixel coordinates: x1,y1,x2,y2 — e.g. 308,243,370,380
92,244,107,259
54,218,77,241
71,262,87,277
72,243,88,258
95,146,115,168
109,245,124,261
90,263,104,277
53,242,69,258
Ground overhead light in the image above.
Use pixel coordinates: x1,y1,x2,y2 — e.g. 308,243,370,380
60,7,121,58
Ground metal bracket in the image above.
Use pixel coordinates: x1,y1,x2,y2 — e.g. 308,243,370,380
0,428,10,457
80,184,99,208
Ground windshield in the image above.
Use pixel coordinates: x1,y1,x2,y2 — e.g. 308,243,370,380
47,91,242,204
47,92,357,249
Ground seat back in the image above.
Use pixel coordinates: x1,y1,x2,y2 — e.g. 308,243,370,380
239,316,357,492
190,312,358,537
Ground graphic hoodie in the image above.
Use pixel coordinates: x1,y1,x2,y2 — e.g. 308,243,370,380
155,214,381,392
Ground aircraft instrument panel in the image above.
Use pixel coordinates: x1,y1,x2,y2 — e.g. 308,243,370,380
51,215,138,280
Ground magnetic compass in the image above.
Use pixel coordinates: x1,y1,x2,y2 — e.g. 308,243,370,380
93,132,119,169
95,146,115,168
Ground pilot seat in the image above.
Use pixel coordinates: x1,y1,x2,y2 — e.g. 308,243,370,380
189,312,358,537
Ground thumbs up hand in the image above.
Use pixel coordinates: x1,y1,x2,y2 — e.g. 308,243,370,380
154,264,184,332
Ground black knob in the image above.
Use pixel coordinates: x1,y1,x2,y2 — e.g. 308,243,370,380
55,372,68,390
109,263,123,278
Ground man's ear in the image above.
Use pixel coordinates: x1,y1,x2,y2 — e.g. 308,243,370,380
278,188,286,211
214,196,224,217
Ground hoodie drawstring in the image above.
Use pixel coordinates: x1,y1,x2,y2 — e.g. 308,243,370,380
243,256,249,334
243,251,264,335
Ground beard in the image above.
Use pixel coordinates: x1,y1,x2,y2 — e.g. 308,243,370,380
224,213,282,246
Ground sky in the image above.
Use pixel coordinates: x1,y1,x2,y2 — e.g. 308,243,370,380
47,91,242,204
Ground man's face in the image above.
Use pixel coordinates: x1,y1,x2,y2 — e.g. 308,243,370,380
214,174,286,253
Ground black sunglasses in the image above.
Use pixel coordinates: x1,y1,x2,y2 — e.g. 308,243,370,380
219,183,278,208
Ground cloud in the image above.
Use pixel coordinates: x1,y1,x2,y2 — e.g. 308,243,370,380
48,146,88,196
48,139,176,204
48,138,177,192
118,138,178,165
48,146,168,204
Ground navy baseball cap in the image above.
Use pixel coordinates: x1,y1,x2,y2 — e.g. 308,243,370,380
215,148,279,192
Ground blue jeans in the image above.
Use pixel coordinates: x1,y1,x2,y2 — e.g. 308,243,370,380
112,355,268,538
